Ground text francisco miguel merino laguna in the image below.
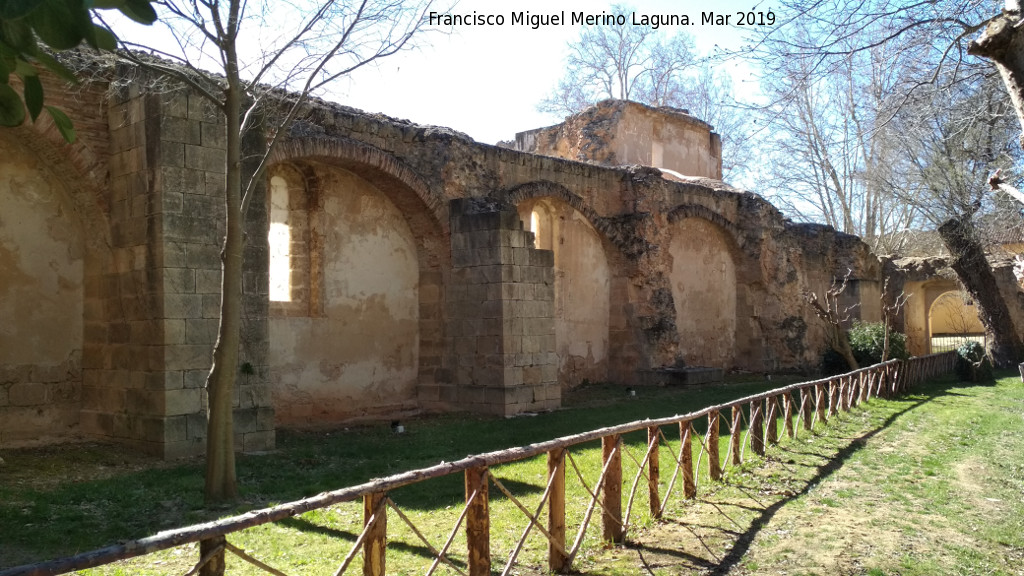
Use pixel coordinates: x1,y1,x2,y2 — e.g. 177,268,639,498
428,10,776,29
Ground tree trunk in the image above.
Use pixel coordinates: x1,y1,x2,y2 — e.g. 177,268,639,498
835,327,859,371
205,44,244,506
937,217,1024,368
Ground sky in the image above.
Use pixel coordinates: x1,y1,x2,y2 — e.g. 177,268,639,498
326,0,768,144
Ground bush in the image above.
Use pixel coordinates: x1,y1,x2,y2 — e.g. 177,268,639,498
848,321,908,365
955,340,993,382
822,321,908,375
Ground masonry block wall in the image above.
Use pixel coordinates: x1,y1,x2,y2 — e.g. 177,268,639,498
77,86,274,458
154,89,274,457
2,59,904,455
430,199,558,416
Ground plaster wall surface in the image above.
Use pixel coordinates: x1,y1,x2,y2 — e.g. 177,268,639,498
519,200,611,387
902,280,931,357
0,136,84,445
669,218,736,369
930,291,985,335
614,104,722,179
269,168,420,426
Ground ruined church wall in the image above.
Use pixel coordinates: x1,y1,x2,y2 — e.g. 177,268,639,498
302,105,883,376
0,136,84,446
668,218,737,369
517,199,611,388
268,167,421,426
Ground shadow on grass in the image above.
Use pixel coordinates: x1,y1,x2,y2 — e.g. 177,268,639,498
278,517,469,569
623,376,966,576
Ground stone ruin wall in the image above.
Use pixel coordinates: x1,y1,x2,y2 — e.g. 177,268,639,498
885,256,1024,356
512,100,723,180
0,64,883,455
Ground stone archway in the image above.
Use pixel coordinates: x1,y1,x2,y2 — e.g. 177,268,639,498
0,133,90,446
516,196,612,388
928,290,986,353
668,217,738,370
266,146,446,427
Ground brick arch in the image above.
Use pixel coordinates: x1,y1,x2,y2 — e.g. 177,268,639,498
502,180,631,263
6,124,112,253
267,136,450,427
271,136,448,236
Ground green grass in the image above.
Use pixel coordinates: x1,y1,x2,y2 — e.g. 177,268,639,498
0,376,794,573
3,371,1022,575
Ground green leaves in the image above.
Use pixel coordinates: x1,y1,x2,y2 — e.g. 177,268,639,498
0,0,157,140
0,81,24,125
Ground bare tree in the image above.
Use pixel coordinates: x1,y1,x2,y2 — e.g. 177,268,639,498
102,0,436,505
805,271,859,370
538,3,756,181
755,23,920,254
748,0,1024,367
538,3,660,115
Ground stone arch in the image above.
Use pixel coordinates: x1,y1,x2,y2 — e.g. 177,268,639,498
266,142,448,427
927,289,985,352
667,214,741,370
0,128,111,447
504,180,633,262
271,136,448,238
666,203,746,260
511,187,614,388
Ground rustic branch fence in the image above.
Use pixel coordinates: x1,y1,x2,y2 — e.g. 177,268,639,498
1,352,957,576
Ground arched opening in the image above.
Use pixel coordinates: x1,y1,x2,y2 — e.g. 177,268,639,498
268,163,427,426
669,217,737,369
0,133,85,446
928,290,986,353
519,198,611,387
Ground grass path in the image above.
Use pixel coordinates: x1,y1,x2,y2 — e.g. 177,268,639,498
586,373,1024,575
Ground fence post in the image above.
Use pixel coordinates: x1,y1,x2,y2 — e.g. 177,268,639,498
859,372,869,404
766,396,779,445
680,421,696,499
199,536,225,576
707,411,722,481
363,492,387,576
547,451,567,573
602,435,623,543
783,393,794,439
816,382,827,424
647,426,662,518
464,468,489,576
730,405,742,466
750,401,764,457
828,379,838,417
801,387,812,431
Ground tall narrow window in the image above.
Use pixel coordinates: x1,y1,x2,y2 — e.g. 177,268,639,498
269,176,291,302
530,205,553,251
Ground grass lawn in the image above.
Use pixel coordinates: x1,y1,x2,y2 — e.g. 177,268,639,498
1,371,1022,575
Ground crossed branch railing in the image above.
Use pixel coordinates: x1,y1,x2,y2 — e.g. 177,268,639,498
1,352,957,576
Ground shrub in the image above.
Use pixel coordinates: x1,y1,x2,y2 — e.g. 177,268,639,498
955,340,993,382
822,321,908,375
848,321,908,365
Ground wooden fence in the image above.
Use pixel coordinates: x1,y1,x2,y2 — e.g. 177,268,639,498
1,352,957,576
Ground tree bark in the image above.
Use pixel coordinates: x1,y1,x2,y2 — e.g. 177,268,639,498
969,7,1024,149
205,22,244,505
937,217,1024,367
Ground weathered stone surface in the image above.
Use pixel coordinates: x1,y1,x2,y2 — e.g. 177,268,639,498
1,57,918,459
